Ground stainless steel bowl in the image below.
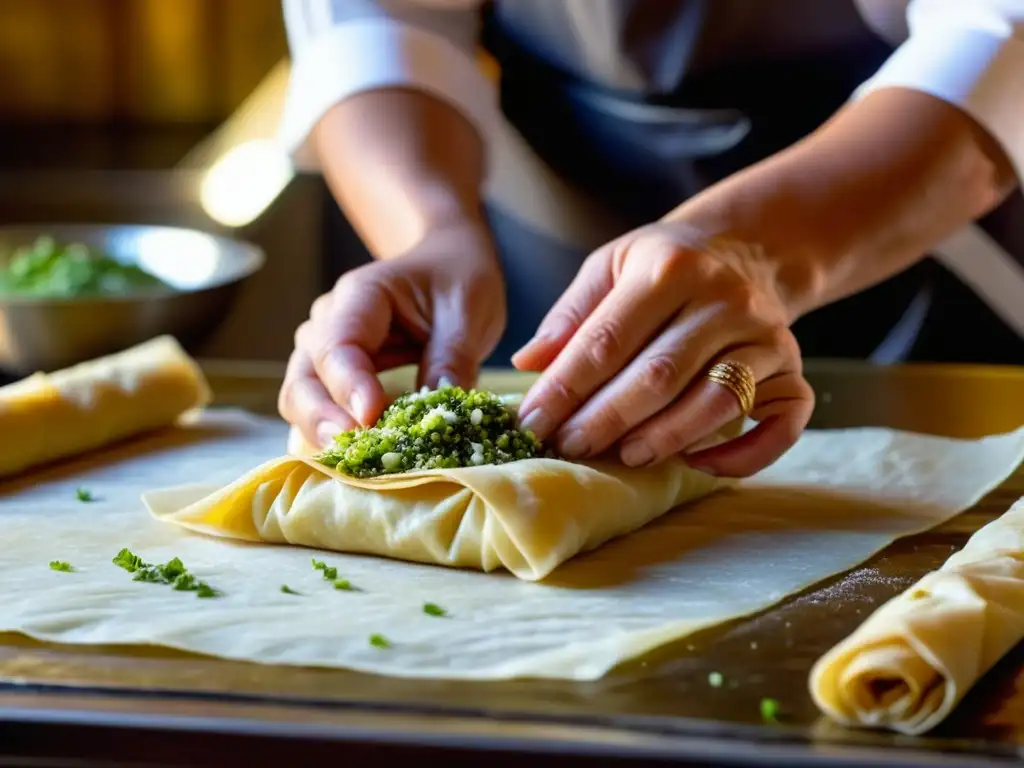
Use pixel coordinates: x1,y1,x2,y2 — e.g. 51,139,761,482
0,224,265,375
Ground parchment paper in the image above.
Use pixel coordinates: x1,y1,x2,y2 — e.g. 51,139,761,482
1,409,1022,681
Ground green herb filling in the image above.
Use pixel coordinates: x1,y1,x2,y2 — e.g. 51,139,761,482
315,382,551,477
0,236,169,298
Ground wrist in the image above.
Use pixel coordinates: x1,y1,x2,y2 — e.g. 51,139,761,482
315,88,489,260
665,88,1014,320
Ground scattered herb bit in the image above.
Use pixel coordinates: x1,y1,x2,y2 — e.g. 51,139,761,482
76,487,95,502
708,671,724,688
113,548,145,572
311,558,338,580
333,579,356,591
49,560,74,572
314,382,554,478
423,602,447,617
369,633,391,649
112,548,220,598
281,585,301,595
160,557,187,581
172,573,196,591
760,698,781,722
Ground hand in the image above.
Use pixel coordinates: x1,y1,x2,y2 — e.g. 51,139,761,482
512,222,814,477
279,220,506,448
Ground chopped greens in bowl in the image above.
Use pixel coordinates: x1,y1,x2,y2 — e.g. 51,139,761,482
315,382,553,477
0,236,169,299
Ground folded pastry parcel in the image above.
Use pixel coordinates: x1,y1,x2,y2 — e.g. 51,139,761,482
146,427,729,582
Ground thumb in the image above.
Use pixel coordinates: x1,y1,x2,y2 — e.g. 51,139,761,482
420,290,497,390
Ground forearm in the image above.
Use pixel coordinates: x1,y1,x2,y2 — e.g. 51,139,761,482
314,88,489,260
668,88,1018,319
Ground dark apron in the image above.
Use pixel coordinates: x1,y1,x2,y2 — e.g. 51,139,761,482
479,6,1024,366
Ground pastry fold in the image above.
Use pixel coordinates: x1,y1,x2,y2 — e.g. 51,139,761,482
146,443,727,582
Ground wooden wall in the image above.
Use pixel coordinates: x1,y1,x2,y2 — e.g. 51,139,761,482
0,0,288,123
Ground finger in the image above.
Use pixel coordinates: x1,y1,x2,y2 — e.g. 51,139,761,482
511,250,614,372
419,291,495,390
683,373,815,477
373,344,423,373
308,277,392,426
618,340,792,467
278,348,358,449
518,274,697,446
551,305,747,459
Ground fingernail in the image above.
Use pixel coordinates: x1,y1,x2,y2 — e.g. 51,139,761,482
519,408,552,440
621,440,655,467
558,430,590,459
349,392,366,425
514,331,556,358
317,421,343,449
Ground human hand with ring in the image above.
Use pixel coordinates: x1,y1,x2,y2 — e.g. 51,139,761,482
511,221,815,478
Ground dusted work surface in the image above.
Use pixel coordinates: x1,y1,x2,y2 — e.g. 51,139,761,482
3,360,1024,767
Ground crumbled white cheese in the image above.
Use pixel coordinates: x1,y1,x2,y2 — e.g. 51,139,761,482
470,408,483,426
469,441,485,465
424,405,458,425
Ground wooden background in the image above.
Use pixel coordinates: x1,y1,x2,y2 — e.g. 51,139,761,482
0,0,288,124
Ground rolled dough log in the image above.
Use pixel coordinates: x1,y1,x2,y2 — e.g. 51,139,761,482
0,335,210,479
810,495,1024,735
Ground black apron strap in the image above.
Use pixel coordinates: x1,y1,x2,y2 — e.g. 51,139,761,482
483,12,929,359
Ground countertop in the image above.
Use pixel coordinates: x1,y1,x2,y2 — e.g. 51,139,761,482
1,358,1023,768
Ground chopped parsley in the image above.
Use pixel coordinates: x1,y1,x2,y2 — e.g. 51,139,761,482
369,633,391,649
423,602,447,617
760,698,781,722
708,671,724,688
112,548,220,597
315,382,552,477
312,558,338,580
0,236,168,299
280,585,301,595
75,487,95,502
112,548,145,572
314,558,360,591
48,560,74,572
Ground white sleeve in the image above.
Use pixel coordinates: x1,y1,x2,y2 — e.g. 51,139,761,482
279,0,494,170
854,0,1024,181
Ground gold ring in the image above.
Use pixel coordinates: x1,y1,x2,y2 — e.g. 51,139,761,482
705,361,756,415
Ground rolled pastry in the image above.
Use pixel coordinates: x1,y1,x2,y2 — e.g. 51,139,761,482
810,495,1024,735
0,335,211,479
145,445,728,582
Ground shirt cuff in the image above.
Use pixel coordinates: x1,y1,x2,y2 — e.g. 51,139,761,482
278,18,496,171
855,26,1024,182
